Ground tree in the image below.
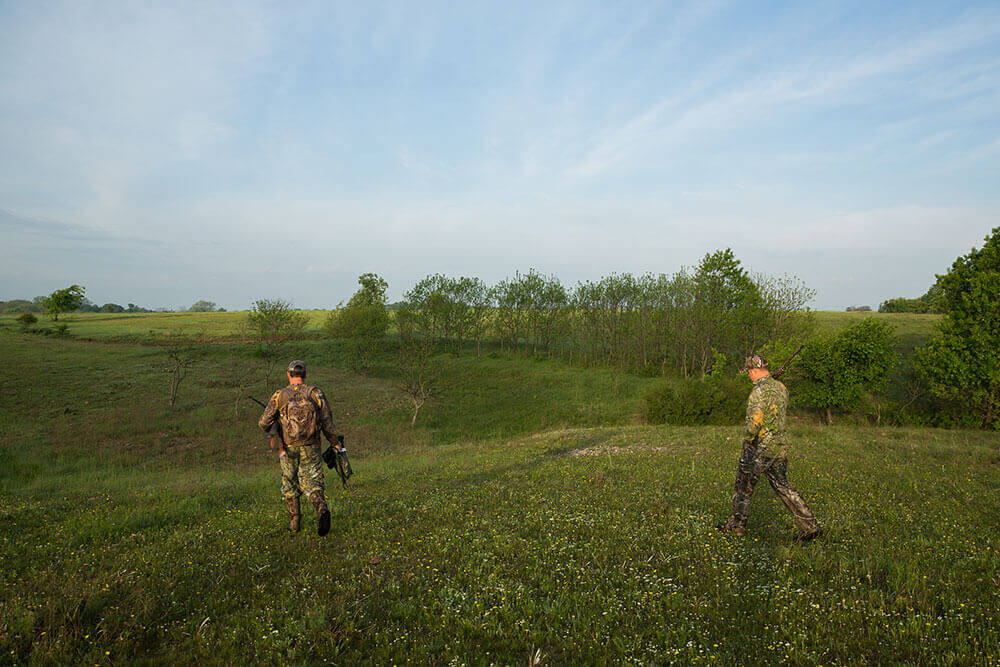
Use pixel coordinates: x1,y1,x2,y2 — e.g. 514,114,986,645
794,319,897,424
159,334,202,408
42,285,85,321
396,335,452,426
189,300,219,312
246,299,309,385
914,228,1000,428
690,250,761,377
324,273,390,370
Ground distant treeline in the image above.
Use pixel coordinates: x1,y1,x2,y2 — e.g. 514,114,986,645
878,281,945,314
0,298,224,314
385,249,814,378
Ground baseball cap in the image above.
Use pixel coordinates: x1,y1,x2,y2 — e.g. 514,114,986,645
287,360,307,373
740,354,768,373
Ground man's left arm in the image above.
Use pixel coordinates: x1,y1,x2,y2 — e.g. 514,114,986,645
312,388,341,449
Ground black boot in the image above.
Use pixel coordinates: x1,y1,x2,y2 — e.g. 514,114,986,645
310,490,330,536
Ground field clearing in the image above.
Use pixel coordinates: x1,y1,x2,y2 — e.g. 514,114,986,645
0,310,333,340
2,309,941,342
2,328,998,663
812,310,941,338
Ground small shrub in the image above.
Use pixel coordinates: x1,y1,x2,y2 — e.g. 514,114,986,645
16,312,37,328
644,375,747,426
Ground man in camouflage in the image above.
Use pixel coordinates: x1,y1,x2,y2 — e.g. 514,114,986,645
718,354,821,540
258,360,342,536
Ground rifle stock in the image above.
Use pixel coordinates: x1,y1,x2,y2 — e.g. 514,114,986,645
771,344,803,379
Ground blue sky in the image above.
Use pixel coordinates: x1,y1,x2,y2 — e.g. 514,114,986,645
1,0,998,309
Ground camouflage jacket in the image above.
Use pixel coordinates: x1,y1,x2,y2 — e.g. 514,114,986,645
744,374,789,457
258,383,336,447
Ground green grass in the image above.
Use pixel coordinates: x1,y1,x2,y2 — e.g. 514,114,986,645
2,309,942,341
0,310,333,340
3,326,998,664
812,311,941,337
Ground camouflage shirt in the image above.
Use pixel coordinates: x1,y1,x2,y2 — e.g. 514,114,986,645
745,374,789,457
258,383,336,447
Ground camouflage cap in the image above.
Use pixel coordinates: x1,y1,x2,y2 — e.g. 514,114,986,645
287,359,307,373
740,354,768,373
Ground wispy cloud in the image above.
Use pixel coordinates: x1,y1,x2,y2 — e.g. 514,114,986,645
0,1,998,309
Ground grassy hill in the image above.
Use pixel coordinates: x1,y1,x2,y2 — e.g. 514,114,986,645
4,314,997,664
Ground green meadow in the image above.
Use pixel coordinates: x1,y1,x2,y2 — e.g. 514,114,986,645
3,312,998,664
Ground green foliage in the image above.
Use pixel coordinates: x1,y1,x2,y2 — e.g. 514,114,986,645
245,299,309,382
325,274,391,370
0,299,43,313
879,279,946,313
644,353,748,425
246,299,308,342
188,300,219,312
42,284,85,321
15,312,37,328
914,227,1000,428
404,274,494,355
794,319,898,423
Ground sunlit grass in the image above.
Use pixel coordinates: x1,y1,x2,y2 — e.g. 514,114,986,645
2,328,997,664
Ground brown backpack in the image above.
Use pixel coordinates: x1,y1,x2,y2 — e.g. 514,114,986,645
281,387,318,443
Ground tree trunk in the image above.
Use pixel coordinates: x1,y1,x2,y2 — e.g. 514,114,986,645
825,406,832,425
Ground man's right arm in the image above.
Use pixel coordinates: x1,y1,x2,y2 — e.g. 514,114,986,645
744,388,764,440
258,391,281,432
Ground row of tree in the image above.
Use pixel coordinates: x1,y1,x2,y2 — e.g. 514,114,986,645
327,250,814,380
324,232,1000,430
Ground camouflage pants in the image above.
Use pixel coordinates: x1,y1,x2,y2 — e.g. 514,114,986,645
729,440,819,534
280,443,325,500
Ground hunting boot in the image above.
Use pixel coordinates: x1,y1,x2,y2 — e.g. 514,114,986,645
285,496,301,533
310,490,331,537
716,517,746,537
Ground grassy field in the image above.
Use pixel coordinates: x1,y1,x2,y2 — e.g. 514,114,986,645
2,308,941,340
3,314,997,664
0,310,333,340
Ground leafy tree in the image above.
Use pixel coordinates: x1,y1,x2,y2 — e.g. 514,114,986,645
189,300,219,312
914,227,1000,428
689,249,761,377
324,273,390,370
794,319,897,424
246,299,309,385
100,303,125,313
42,285,85,321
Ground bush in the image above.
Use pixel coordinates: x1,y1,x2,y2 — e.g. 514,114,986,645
324,274,390,371
644,373,748,426
16,312,37,328
792,319,897,424
914,227,1000,428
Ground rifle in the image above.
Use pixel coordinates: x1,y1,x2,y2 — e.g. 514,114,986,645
247,395,285,455
771,344,803,379
323,435,354,487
